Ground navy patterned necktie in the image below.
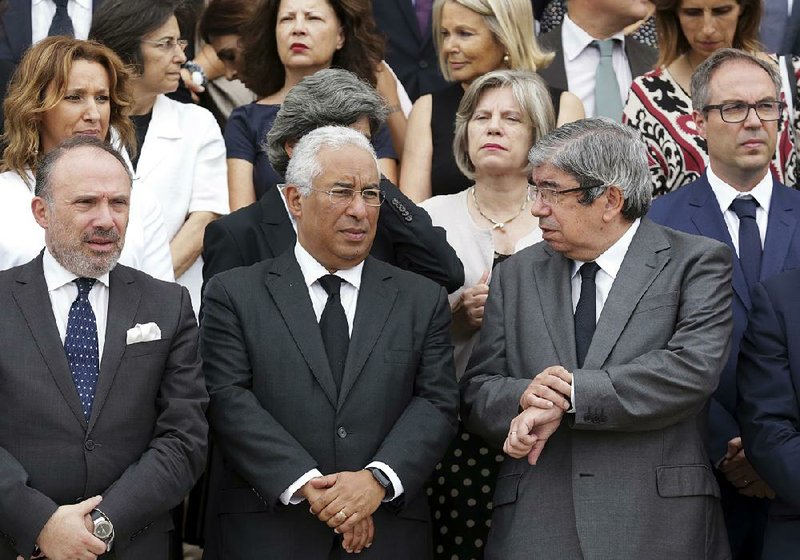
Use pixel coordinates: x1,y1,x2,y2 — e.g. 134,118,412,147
730,196,763,291
48,0,75,37
65,278,99,419
318,274,349,392
574,262,600,368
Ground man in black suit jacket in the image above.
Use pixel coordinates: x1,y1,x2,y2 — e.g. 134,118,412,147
201,126,458,558
0,137,208,560
202,68,463,295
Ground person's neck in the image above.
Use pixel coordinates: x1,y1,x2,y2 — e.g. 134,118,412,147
130,81,158,115
710,163,768,193
684,51,707,74
568,8,623,40
472,172,529,213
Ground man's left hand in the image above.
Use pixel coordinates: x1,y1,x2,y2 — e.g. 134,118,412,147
519,366,573,411
308,470,385,533
504,405,564,465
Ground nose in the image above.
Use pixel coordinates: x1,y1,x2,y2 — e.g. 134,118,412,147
84,98,100,122
292,14,308,34
487,112,502,133
93,200,115,229
225,67,238,81
531,193,549,217
346,191,369,219
742,105,763,129
174,46,187,65
701,11,716,35
443,34,458,53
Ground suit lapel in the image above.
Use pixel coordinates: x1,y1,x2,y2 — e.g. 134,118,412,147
533,246,578,369
337,258,397,408
537,28,568,91
89,266,141,432
689,177,752,309
11,255,87,428
761,181,798,280
625,38,656,78
396,0,423,42
260,187,297,257
266,251,339,408
584,220,670,368
3,1,32,60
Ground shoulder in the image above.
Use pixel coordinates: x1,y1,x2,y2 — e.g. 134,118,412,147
205,256,275,295
368,257,443,298
649,179,702,214
113,263,187,298
419,191,465,214
645,218,729,257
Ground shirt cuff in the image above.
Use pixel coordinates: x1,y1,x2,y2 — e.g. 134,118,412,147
567,378,576,414
279,468,323,505
366,461,404,501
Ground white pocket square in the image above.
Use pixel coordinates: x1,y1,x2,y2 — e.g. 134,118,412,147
126,322,162,345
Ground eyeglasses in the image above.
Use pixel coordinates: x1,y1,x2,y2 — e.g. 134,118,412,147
141,38,189,52
528,182,609,205
309,186,385,206
702,101,784,123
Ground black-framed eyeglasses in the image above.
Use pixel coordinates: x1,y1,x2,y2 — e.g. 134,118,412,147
141,38,189,52
308,186,385,206
528,183,609,205
702,101,784,123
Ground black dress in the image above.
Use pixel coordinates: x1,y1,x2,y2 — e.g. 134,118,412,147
429,83,564,197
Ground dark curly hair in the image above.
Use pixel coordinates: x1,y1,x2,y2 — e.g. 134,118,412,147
240,0,384,98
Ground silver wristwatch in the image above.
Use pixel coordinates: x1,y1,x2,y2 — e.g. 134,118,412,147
91,508,115,552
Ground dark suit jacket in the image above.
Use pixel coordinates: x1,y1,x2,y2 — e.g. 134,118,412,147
737,269,800,558
0,255,208,560
200,251,459,559
537,25,657,97
648,174,800,463
780,0,800,54
202,178,464,294
372,0,447,101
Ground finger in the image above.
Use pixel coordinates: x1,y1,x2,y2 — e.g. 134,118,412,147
527,439,548,465
530,384,570,410
523,393,556,410
478,269,490,285
334,510,361,533
543,366,572,383
310,474,338,489
341,526,355,553
366,515,375,548
348,518,367,553
78,495,103,514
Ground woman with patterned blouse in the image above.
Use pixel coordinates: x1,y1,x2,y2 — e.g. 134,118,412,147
623,0,796,196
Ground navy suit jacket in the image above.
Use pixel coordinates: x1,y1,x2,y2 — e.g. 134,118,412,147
648,173,800,462
737,269,800,558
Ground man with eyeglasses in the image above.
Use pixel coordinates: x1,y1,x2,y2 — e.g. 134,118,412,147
200,126,458,559
461,118,734,559
648,48,800,558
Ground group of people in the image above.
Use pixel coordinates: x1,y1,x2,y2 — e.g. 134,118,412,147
0,0,800,560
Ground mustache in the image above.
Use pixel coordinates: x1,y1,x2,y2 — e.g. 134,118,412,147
83,228,121,243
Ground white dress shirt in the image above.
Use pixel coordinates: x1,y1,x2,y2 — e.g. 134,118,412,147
568,218,641,408
279,242,404,505
43,247,109,359
561,14,633,118
31,0,92,43
706,166,771,254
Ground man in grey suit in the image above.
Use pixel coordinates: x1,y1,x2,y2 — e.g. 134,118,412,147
201,126,458,559
461,119,734,559
0,136,208,559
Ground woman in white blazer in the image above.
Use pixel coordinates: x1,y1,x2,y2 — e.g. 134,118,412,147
91,0,229,314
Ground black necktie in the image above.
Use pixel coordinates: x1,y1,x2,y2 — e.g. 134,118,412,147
730,196,762,291
64,278,99,419
574,262,600,368
318,274,349,391
48,0,75,37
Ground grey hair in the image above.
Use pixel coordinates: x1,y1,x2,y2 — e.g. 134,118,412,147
691,48,781,111
285,126,379,196
453,69,555,179
266,68,389,176
35,136,132,203
528,118,652,220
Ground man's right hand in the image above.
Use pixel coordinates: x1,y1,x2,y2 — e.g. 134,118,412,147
301,478,375,552
504,405,564,465
36,495,106,560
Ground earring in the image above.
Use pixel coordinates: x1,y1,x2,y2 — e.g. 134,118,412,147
503,52,510,66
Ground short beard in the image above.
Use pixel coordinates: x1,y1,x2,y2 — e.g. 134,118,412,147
48,226,123,278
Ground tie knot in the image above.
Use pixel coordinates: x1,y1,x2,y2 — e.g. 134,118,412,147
318,274,344,296
730,196,759,220
53,0,69,8
593,39,616,57
74,277,96,298
579,262,600,280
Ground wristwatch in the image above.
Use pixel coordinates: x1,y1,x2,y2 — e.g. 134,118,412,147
182,60,207,88
91,509,115,552
367,467,394,500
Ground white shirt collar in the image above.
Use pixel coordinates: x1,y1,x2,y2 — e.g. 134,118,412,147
293,241,364,291
42,247,110,292
706,167,773,213
571,218,641,280
562,13,626,62
32,0,91,8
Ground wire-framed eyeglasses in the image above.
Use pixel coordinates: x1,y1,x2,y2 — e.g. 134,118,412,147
528,183,610,205
308,186,385,206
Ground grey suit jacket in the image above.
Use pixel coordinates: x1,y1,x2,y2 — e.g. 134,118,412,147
0,255,208,560
461,219,733,560
537,25,657,96
200,250,459,559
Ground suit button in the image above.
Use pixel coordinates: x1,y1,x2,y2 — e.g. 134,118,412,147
418,60,429,69
337,427,347,439
84,439,95,451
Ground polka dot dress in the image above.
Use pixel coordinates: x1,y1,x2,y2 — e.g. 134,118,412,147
64,277,99,419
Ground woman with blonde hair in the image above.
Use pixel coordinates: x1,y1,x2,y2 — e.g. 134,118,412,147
0,36,173,281
400,0,583,202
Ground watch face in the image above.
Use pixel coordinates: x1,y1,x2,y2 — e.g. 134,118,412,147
95,521,113,539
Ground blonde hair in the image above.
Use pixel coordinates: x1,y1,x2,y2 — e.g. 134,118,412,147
1,36,136,184
432,0,554,81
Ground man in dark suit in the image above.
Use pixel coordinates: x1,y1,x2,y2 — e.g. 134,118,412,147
200,126,458,558
461,119,733,559
0,136,208,560
737,268,800,559
537,0,656,119
648,48,800,559
202,68,463,295
372,0,447,101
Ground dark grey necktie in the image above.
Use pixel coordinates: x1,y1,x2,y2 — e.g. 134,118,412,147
574,262,600,368
730,196,763,291
318,274,349,391
593,39,623,121
64,278,99,419
48,0,75,37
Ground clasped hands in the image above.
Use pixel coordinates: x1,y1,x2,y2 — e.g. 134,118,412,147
504,366,573,465
21,495,106,560
302,470,386,554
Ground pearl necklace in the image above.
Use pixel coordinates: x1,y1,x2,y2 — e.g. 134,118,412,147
470,186,528,230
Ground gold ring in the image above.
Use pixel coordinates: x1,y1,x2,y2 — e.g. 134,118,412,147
337,509,347,519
